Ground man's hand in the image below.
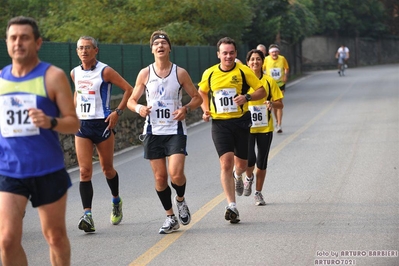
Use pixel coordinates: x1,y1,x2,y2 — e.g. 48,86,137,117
202,110,211,122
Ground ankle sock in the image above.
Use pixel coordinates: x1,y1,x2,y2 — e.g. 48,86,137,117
112,196,121,205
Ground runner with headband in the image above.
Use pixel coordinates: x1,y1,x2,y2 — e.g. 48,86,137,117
263,44,289,134
128,30,202,234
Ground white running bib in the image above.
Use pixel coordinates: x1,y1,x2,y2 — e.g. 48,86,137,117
150,99,175,126
214,88,237,114
270,68,282,80
0,94,39,137
249,104,268,127
76,90,96,118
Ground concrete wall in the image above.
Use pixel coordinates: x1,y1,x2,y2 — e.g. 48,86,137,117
301,36,399,71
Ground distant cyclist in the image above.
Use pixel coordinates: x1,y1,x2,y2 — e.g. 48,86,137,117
335,45,349,76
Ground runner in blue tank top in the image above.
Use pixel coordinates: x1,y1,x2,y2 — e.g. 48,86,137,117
0,16,79,265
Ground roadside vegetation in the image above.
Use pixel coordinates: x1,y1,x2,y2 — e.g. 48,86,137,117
1,0,398,47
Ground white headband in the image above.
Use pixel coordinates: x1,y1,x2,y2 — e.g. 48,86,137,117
269,47,279,53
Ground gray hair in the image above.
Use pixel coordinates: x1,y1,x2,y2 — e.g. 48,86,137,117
77,36,98,48
256,44,266,50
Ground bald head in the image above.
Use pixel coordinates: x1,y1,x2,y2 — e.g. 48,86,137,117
256,44,267,56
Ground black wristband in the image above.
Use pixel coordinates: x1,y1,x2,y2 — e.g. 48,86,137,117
245,94,252,102
50,117,58,130
115,108,123,116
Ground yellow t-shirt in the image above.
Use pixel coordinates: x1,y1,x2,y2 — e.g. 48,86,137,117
248,74,284,133
263,55,289,87
198,63,263,120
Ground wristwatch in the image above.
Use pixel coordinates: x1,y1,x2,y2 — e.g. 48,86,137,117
245,94,252,102
115,108,123,116
185,105,191,113
50,117,58,130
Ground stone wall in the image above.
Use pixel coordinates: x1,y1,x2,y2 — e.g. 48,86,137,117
301,36,399,71
60,94,203,169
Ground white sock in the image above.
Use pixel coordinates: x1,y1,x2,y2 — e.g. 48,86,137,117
229,202,236,208
234,171,242,179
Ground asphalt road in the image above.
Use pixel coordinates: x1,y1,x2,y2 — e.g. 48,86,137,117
21,64,399,266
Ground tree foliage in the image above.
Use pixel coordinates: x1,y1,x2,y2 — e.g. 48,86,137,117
242,0,290,48
0,0,397,47
280,0,318,44
310,0,389,37
380,0,399,36
40,0,253,45
0,0,51,38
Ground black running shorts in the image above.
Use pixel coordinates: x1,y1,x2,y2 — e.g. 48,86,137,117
0,168,72,207
143,134,187,159
211,112,251,159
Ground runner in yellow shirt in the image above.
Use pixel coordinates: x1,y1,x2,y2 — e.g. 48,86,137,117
198,37,266,223
244,49,284,205
263,44,289,133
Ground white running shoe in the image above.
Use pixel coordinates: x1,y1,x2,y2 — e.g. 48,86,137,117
224,206,240,224
243,174,254,196
174,196,191,225
159,216,180,234
254,192,266,206
233,171,244,196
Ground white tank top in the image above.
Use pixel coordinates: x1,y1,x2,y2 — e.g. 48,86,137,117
73,61,112,120
143,63,187,135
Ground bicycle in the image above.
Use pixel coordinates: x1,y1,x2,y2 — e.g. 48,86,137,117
338,58,349,76
339,62,345,76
